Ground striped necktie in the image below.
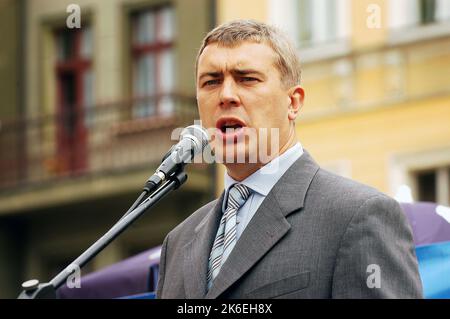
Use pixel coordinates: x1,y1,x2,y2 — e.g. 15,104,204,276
207,183,252,290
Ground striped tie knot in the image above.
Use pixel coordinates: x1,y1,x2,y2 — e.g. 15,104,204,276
226,184,252,210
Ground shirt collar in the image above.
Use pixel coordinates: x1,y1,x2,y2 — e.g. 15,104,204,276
223,142,304,209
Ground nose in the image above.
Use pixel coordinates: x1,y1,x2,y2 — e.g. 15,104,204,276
219,77,240,108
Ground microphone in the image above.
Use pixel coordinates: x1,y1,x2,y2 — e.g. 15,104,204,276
144,125,209,192
122,125,209,218
17,125,209,299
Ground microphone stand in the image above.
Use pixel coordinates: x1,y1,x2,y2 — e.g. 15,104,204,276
18,169,188,299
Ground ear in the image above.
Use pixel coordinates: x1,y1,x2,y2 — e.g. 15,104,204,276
287,85,304,121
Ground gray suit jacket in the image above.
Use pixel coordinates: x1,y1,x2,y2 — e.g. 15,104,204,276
156,151,423,298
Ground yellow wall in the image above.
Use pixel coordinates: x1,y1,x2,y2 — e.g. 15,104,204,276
351,0,388,49
217,0,266,24
298,96,450,195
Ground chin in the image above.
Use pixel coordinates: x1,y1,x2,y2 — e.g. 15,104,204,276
213,141,252,164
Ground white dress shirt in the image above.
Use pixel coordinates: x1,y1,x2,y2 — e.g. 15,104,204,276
222,142,304,240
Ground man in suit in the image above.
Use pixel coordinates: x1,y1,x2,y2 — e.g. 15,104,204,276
156,20,423,298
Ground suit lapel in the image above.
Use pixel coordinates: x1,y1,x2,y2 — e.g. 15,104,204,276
183,193,224,298
205,191,290,299
205,151,320,299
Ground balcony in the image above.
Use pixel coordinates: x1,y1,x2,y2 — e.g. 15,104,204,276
0,94,212,215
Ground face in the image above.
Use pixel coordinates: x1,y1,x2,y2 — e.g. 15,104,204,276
196,41,303,165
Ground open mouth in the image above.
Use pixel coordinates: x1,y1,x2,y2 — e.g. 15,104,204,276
220,123,243,133
216,118,246,133
215,118,247,142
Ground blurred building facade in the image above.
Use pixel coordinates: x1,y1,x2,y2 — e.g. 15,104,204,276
215,0,450,207
2,0,450,299
0,0,27,300
0,0,215,298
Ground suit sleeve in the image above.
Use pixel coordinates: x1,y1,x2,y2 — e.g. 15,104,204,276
156,233,169,299
331,195,423,298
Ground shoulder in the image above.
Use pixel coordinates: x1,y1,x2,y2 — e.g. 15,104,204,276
308,167,404,224
308,168,413,253
313,167,397,208
291,151,396,214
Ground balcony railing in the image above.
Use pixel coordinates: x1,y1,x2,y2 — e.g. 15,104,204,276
0,94,199,192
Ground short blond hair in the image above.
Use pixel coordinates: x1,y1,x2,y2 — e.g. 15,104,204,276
196,19,302,88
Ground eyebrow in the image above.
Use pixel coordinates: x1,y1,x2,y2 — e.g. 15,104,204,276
198,72,222,82
232,69,264,77
198,69,265,82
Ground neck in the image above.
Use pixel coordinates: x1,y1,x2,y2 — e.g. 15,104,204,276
225,129,298,181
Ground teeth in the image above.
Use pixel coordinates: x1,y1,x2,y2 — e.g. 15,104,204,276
218,119,244,133
223,120,242,126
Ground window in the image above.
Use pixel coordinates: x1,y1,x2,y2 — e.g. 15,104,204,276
420,0,437,24
131,6,175,118
55,26,94,173
416,170,437,202
268,0,350,48
413,167,450,205
389,0,450,29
